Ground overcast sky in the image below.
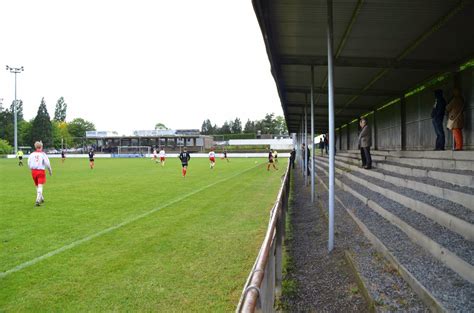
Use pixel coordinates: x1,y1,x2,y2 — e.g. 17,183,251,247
0,0,282,135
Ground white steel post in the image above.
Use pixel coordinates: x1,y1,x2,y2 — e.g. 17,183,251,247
327,0,335,252
304,105,308,186
310,65,315,202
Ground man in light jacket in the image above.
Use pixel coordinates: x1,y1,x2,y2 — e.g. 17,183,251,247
358,118,372,169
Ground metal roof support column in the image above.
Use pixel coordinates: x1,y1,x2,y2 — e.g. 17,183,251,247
300,120,304,176
400,97,407,151
304,104,308,186
310,65,315,202
327,0,335,252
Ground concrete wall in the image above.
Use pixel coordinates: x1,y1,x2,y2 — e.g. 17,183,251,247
335,67,474,151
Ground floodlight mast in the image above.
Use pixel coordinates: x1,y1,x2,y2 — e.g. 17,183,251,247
6,65,24,154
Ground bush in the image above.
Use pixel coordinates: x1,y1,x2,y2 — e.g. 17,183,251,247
0,139,13,154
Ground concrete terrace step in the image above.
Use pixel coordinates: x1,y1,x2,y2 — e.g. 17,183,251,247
316,157,474,242
316,162,474,284
334,154,474,188
338,151,474,171
346,149,474,161
314,169,474,312
318,156,474,212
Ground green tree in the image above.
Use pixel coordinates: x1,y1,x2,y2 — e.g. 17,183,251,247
52,121,73,148
244,119,255,133
68,118,96,139
220,121,231,134
31,98,53,146
274,115,288,135
53,97,67,122
10,100,24,122
0,139,12,154
231,118,242,134
19,120,33,147
155,122,168,130
0,108,13,145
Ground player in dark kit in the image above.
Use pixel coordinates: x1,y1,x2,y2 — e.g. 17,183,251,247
267,149,278,171
178,148,191,177
88,149,95,169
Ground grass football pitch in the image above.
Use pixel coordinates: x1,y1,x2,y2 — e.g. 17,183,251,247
0,157,286,312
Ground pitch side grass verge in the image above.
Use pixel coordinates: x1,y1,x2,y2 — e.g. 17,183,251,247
0,157,286,311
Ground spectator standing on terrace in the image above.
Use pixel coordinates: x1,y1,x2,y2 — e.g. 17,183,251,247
431,89,447,150
358,117,372,169
323,134,328,154
302,143,310,176
318,138,324,156
289,148,296,169
446,88,465,150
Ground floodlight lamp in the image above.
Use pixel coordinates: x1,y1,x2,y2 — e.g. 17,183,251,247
21,66,24,71
6,65,9,70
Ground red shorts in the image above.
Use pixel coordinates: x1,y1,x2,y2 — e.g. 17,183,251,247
209,157,215,162
31,169,46,186
160,157,165,161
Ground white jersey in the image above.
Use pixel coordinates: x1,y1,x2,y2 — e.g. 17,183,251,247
209,151,216,158
28,151,52,174
153,150,158,156
159,150,166,157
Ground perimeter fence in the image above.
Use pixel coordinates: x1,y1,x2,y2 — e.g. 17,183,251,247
236,161,291,312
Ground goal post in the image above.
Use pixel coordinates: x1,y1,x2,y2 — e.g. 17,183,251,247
116,146,151,157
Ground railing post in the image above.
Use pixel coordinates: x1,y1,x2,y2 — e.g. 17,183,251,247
275,207,283,297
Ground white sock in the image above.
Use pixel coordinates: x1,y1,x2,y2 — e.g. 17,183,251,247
36,185,43,202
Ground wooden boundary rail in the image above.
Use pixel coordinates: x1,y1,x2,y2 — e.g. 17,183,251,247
236,162,291,312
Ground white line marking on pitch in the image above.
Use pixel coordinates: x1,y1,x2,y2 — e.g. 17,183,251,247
0,164,261,279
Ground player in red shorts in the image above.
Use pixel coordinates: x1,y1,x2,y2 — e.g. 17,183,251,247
28,141,53,206
209,148,216,169
178,148,191,177
159,148,166,167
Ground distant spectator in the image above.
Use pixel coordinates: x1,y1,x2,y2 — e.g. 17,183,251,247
289,148,296,169
302,143,310,176
431,89,447,150
358,118,372,169
318,138,324,156
323,134,328,154
446,88,465,151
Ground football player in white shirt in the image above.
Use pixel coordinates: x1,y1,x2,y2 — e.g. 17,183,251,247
28,141,53,206
159,148,166,167
209,148,216,169
152,149,158,163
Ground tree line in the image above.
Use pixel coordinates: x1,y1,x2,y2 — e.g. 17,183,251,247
200,113,287,135
0,97,95,153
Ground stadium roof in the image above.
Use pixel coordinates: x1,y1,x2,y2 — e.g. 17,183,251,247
252,0,474,133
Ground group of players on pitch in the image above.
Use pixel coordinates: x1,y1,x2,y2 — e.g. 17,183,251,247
151,147,230,177
24,141,278,207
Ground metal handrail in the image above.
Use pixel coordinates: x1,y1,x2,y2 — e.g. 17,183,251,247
237,161,291,312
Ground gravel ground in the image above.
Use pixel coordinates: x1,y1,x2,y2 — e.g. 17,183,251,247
315,173,427,312
315,169,474,312
317,162,474,265
281,170,367,312
318,158,474,223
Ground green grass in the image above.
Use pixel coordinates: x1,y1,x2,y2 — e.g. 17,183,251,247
0,157,286,312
